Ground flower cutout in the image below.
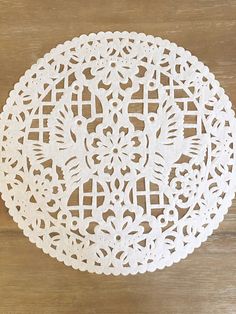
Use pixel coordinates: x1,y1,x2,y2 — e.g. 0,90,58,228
90,58,139,86
27,166,64,211
170,162,206,208
85,120,148,179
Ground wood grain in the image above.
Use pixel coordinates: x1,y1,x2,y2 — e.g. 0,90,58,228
0,0,236,313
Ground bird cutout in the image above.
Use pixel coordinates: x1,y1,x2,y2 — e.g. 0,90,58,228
145,96,209,188
27,103,89,194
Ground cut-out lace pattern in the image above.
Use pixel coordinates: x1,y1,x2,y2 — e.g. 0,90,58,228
0,32,236,275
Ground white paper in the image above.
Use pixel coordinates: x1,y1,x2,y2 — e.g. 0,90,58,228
0,31,235,275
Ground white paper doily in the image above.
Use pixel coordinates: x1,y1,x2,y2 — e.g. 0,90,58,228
0,31,236,275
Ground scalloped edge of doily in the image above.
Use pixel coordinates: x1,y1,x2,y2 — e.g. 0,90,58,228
0,31,236,276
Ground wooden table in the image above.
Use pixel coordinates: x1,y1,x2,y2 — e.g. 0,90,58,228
0,1,236,313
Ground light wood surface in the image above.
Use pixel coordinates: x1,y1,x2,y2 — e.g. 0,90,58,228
1,1,236,313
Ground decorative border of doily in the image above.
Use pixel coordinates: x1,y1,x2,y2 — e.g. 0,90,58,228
0,31,236,275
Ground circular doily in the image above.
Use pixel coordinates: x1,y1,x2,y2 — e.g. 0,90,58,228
0,32,236,275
